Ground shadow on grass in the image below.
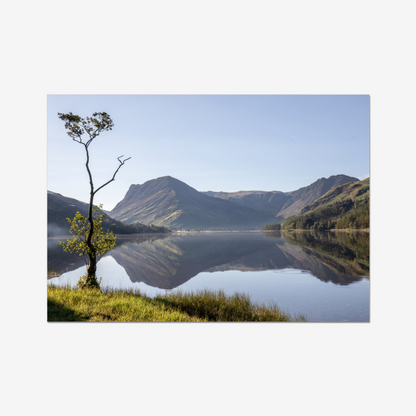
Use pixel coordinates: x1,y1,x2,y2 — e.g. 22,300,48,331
150,297,211,320
47,298,87,322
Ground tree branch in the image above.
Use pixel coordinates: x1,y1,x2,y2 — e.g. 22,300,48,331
72,136,84,144
93,156,131,195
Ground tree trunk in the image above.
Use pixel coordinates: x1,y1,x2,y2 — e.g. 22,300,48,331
83,187,100,288
85,249,99,287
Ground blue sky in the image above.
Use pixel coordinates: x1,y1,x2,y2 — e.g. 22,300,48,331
48,95,369,210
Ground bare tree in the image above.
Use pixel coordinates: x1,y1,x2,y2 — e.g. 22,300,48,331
58,112,130,287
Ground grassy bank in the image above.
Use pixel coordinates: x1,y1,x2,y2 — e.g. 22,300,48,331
47,285,306,322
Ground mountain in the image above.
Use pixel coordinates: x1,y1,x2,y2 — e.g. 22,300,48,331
109,176,276,230
48,192,90,236
299,177,369,215
203,174,359,220
109,174,360,230
47,191,170,237
276,174,359,219
202,190,290,216
281,178,369,230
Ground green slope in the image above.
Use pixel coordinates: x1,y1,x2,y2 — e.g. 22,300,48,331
299,177,369,215
277,174,360,219
280,178,369,230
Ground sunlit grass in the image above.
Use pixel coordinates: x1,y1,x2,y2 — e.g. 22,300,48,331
47,285,306,322
47,285,205,322
156,289,306,322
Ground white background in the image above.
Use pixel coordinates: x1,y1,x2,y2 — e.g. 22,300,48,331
1,1,415,415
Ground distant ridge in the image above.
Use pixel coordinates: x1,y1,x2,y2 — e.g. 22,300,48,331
203,174,359,221
202,190,289,215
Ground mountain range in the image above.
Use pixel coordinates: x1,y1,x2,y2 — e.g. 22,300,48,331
48,174,360,232
109,174,359,229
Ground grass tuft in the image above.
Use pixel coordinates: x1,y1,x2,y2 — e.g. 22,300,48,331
156,289,306,322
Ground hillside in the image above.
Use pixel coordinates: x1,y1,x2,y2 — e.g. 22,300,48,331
110,176,276,230
48,191,169,236
299,177,369,215
281,178,369,230
48,192,89,236
203,174,359,221
276,174,360,219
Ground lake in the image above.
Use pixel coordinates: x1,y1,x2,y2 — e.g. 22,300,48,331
48,230,370,322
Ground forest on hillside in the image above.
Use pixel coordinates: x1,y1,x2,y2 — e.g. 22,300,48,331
280,196,369,231
262,223,281,231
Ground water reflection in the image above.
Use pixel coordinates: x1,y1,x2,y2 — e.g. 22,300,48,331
47,237,85,276
47,233,169,277
275,230,369,280
48,231,369,288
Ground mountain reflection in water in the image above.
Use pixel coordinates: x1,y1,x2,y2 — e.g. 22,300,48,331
48,231,369,289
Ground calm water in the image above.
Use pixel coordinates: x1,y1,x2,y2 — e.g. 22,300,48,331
48,231,370,322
